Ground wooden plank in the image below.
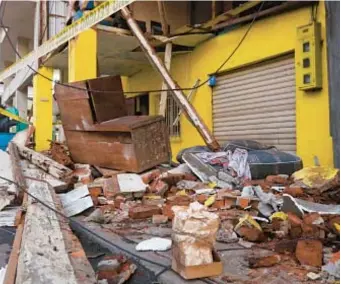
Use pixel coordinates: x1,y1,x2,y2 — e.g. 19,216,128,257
16,180,79,284
51,187,96,283
3,224,24,284
14,143,73,180
158,42,173,116
8,143,25,202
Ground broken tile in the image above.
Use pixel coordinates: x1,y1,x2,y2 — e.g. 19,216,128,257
117,174,147,194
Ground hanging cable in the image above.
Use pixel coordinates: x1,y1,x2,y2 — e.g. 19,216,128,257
0,1,264,95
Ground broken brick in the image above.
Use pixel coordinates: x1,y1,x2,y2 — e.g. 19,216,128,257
301,223,322,238
140,169,161,184
103,176,120,199
287,212,303,238
128,205,161,219
236,227,265,242
274,239,298,254
161,173,196,186
166,195,191,206
73,164,93,184
142,195,164,206
283,187,304,197
152,214,168,224
212,198,225,209
295,240,323,267
303,213,324,225
237,197,250,209
196,194,208,204
114,196,126,209
265,175,289,185
162,204,175,220
249,254,281,268
149,179,169,196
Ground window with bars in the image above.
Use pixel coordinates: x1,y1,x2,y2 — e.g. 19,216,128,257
165,93,181,137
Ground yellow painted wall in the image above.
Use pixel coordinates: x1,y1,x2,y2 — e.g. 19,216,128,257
33,67,54,151
123,3,333,167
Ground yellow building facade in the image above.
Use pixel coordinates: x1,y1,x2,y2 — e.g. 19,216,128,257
123,3,333,167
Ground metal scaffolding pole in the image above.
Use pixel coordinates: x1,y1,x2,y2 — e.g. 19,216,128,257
121,7,220,151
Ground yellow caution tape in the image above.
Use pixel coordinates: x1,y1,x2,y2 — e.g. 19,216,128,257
176,190,187,196
204,194,216,207
0,108,29,125
235,214,262,232
270,212,288,221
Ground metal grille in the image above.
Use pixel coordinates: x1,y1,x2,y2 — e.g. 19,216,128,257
166,93,181,137
213,56,296,152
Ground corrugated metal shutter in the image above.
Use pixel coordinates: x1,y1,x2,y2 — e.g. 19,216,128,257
213,56,296,152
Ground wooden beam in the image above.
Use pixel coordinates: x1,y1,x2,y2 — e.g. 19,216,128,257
15,180,79,284
3,224,24,284
157,1,169,36
213,1,311,31
158,42,172,116
14,143,73,180
202,0,261,29
8,143,25,203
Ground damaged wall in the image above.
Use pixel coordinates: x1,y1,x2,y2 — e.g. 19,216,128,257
123,3,333,167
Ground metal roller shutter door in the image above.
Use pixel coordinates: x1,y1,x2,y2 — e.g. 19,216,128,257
213,56,296,152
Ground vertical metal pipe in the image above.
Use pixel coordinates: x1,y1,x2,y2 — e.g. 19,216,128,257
121,7,220,151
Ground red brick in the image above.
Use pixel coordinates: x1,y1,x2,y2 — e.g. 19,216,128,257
149,179,169,196
196,194,208,204
128,205,161,219
287,212,303,227
142,195,164,206
237,197,250,209
162,204,175,220
283,187,304,197
265,175,289,185
212,198,225,209
103,176,120,199
152,214,168,224
236,226,265,242
249,254,281,268
166,195,191,206
161,173,197,186
140,169,161,184
274,239,298,254
303,213,323,225
296,240,323,267
114,196,126,209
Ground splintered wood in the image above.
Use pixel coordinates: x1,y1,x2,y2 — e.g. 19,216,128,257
14,143,73,180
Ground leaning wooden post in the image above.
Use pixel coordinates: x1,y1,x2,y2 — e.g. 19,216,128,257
121,7,220,151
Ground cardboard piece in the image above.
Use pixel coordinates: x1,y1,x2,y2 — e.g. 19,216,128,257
172,249,223,280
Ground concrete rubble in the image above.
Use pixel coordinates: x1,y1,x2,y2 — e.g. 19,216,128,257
2,140,340,283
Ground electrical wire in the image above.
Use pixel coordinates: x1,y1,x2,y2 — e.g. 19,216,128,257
0,1,265,95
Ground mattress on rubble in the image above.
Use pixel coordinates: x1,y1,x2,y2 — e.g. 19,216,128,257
177,141,303,180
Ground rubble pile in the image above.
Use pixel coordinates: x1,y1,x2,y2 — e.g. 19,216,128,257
5,140,339,283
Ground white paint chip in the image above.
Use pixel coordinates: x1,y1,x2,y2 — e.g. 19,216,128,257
136,237,172,252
